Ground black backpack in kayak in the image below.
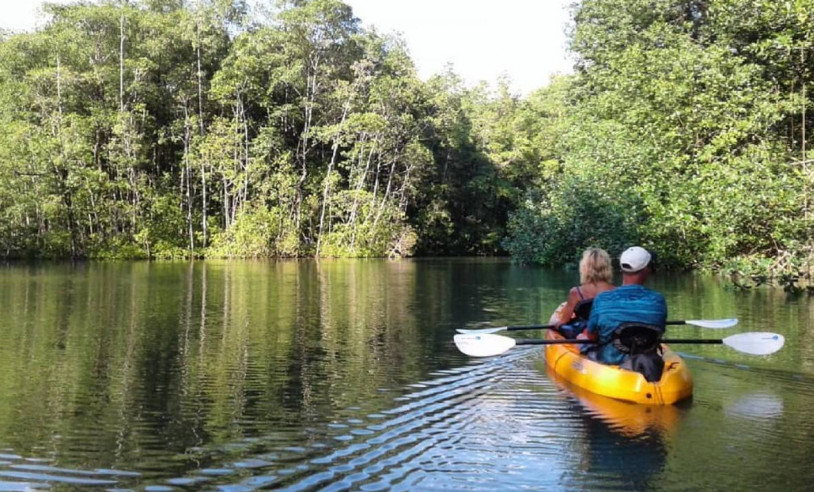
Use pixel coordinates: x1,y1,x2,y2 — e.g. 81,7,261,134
612,323,665,382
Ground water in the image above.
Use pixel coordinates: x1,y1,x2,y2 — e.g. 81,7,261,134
0,259,812,490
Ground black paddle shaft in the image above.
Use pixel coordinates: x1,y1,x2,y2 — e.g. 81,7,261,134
515,338,724,346
506,324,555,331
503,321,700,332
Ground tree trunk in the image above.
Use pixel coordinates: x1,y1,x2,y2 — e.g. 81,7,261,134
119,13,125,112
315,95,352,256
349,137,376,249
370,152,400,233
802,48,808,219
196,15,208,247
295,53,321,242
54,53,79,258
184,106,194,253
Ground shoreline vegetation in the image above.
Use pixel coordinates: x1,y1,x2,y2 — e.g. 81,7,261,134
0,0,812,291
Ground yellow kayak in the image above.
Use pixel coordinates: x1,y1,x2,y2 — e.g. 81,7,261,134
544,305,693,405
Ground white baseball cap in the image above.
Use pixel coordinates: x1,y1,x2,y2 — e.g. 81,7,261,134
620,246,652,273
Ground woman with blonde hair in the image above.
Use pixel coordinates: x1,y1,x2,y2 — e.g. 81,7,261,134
554,248,615,336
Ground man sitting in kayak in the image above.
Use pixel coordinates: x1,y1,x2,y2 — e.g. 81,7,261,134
584,246,667,365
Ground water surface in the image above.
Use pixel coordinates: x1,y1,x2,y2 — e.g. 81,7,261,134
0,259,812,490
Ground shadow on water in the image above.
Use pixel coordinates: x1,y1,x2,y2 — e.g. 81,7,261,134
545,365,691,439
562,413,671,491
541,364,687,491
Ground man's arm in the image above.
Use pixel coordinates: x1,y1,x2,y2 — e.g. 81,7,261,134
656,292,668,326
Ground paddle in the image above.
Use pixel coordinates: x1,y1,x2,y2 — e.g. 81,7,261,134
453,332,785,358
456,318,739,335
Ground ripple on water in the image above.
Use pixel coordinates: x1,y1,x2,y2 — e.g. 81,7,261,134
198,468,236,476
231,459,273,469
124,341,814,491
166,476,212,486
0,471,118,486
154,350,571,491
0,482,51,491
0,451,143,491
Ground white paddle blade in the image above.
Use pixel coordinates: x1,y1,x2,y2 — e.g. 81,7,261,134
686,318,739,329
453,333,516,357
456,326,508,334
723,332,785,355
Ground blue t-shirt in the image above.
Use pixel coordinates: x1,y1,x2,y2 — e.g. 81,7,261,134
586,285,667,364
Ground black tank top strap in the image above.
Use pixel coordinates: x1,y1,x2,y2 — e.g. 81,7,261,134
575,285,586,301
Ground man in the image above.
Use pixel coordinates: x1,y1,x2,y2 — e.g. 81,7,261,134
585,246,667,365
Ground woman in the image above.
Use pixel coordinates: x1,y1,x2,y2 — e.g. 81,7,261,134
553,248,615,337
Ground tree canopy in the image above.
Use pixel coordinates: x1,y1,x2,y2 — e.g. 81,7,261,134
0,0,531,260
0,0,811,288
504,0,814,288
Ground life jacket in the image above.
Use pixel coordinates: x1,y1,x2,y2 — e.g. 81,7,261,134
560,297,594,338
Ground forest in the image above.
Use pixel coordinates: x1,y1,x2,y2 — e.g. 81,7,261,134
0,0,812,287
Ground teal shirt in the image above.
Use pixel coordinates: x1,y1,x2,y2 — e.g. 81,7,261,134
586,285,667,364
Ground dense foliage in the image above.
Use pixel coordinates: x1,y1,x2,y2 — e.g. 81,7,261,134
504,0,814,288
0,0,531,259
1,0,812,287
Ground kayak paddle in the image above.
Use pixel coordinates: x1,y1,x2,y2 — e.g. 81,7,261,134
453,332,785,358
456,318,739,335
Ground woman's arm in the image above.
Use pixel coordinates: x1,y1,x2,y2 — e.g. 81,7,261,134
556,287,580,326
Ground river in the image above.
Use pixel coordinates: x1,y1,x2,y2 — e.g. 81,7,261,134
0,259,811,491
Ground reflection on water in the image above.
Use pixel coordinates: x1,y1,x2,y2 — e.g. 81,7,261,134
540,363,679,490
0,260,812,490
544,364,689,438
725,391,784,420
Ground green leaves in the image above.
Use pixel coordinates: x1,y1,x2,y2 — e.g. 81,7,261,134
500,0,814,285
0,0,508,260
4,0,809,277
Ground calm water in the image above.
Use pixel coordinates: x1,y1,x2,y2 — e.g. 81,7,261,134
0,259,812,491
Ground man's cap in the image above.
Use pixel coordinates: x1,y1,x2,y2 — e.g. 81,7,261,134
620,246,652,273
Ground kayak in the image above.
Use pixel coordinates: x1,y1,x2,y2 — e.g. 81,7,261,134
544,306,693,405
544,329,693,405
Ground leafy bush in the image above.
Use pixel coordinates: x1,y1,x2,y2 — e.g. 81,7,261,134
504,176,639,265
208,205,300,258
